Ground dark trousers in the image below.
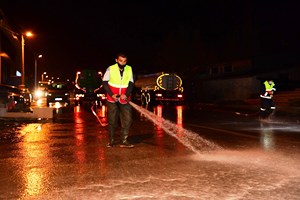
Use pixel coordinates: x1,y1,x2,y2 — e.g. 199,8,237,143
260,98,275,118
107,101,132,143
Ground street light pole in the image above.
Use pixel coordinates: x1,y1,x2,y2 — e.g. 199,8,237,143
34,54,42,91
0,23,34,87
20,31,33,89
21,34,25,88
41,72,47,82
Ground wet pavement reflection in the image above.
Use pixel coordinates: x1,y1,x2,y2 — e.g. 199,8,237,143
0,103,300,199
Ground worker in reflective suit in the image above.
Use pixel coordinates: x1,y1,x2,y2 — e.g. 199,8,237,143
102,53,134,148
260,79,276,119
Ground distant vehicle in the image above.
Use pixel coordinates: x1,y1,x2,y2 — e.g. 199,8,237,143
134,72,184,105
46,82,71,107
0,84,25,111
20,88,33,107
75,69,106,106
34,81,49,100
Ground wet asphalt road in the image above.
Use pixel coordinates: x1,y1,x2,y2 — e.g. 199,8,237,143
0,103,300,200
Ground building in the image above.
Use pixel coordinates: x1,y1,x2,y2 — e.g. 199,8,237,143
189,56,300,104
0,8,22,86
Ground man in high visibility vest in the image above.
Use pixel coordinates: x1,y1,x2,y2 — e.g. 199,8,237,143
260,79,276,119
102,53,134,148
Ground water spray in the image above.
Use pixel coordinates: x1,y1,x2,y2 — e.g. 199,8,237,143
129,101,223,153
91,97,222,153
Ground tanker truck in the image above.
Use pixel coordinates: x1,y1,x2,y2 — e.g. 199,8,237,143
134,72,184,105
74,69,106,106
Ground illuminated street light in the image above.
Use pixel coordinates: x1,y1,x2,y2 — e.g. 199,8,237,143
20,31,34,89
41,72,47,81
34,54,43,90
0,22,34,87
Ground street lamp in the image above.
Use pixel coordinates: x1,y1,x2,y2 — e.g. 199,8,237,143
41,72,47,82
34,54,43,90
20,31,33,89
0,22,34,87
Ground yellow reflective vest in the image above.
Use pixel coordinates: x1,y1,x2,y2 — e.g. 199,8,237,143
107,64,133,104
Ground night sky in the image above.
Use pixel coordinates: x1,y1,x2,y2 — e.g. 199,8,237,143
1,0,300,81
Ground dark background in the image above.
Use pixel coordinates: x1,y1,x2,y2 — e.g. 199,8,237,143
1,0,299,81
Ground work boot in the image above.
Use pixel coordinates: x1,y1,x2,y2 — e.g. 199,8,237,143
120,140,134,148
106,138,115,148
106,142,115,148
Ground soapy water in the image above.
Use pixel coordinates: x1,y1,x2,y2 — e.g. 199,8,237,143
129,102,223,153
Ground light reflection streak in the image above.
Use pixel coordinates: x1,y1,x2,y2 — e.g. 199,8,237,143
74,105,108,174
175,106,185,150
97,148,108,177
259,122,275,150
154,105,186,151
74,106,84,123
176,105,183,136
25,169,43,196
96,105,108,125
98,105,107,117
98,148,106,161
74,106,86,163
154,105,163,137
74,105,80,113
19,124,50,197
95,106,108,174
154,105,164,152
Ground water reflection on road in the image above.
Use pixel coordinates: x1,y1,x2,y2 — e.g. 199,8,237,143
12,123,51,198
0,104,300,199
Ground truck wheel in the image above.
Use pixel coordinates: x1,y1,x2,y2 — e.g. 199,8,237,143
146,92,151,104
141,93,147,105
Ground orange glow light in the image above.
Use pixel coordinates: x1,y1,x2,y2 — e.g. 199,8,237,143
25,31,33,37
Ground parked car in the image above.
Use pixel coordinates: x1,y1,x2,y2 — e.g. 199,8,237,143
0,84,25,111
46,82,71,107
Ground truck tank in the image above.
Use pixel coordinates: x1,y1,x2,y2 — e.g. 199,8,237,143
134,72,184,105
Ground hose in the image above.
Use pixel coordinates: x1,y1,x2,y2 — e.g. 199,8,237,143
91,102,108,126
91,95,123,127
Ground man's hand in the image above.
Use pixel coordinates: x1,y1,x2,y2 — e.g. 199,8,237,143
120,94,127,101
112,94,120,101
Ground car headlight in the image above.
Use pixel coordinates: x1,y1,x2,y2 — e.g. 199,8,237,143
35,90,43,98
